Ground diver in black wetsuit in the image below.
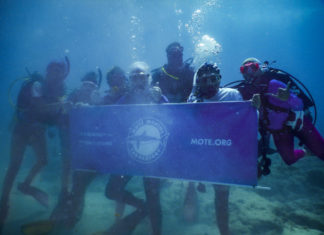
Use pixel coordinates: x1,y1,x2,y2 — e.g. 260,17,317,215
0,58,70,234
151,42,194,103
152,42,200,223
105,61,167,235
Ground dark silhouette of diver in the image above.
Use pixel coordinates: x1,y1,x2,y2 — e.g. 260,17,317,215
0,58,70,234
19,67,127,233
105,61,168,235
151,41,194,103
151,42,201,223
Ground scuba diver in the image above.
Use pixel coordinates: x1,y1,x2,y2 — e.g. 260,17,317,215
105,61,167,235
21,66,128,233
49,69,103,228
68,70,102,105
41,57,71,201
188,62,250,235
152,42,200,223
151,42,194,103
235,57,324,171
103,66,129,104
0,57,70,234
0,71,48,233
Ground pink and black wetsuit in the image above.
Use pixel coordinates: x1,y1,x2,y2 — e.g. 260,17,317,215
266,79,324,165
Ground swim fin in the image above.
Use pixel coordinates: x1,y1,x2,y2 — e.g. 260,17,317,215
18,183,49,208
21,220,55,235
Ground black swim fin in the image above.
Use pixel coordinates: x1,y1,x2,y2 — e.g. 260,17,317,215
102,208,147,235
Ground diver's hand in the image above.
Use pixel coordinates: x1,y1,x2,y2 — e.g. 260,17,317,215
150,86,162,103
266,81,291,101
251,94,261,109
61,101,74,113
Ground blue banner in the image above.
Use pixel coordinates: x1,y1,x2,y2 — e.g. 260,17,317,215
70,102,258,186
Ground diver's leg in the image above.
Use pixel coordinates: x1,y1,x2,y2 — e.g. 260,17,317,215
17,129,49,208
50,126,72,222
213,184,230,235
0,128,27,230
143,177,161,235
21,129,47,186
272,128,304,165
295,116,324,160
183,181,199,223
115,201,126,221
59,126,71,199
70,170,97,201
65,170,97,226
105,175,147,235
105,175,145,209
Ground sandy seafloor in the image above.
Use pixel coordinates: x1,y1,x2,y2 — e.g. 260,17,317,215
1,134,324,235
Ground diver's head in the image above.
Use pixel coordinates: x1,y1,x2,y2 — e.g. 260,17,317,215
129,61,150,90
240,57,262,83
82,71,98,86
46,60,68,82
166,42,183,68
30,71,43,81
106,66,127,90
195,63,221,99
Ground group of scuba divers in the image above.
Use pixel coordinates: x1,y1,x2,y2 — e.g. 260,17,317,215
1,41,324,235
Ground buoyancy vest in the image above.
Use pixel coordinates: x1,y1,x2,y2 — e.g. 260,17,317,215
151,63,194,103
16,76,44,122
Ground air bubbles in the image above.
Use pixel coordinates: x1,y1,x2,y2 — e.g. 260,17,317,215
129,15,144,60
192,34,222,69
184,0,221,44
175,8,183,15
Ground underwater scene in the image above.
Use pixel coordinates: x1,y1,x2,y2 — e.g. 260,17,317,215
1,0,324,234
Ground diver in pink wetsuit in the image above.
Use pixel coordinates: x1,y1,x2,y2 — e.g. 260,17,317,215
236,57,324,165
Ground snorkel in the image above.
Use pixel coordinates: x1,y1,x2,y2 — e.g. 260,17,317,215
97,67,102,88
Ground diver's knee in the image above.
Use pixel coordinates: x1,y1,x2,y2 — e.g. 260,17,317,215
38,158,48,167
105,183,119,200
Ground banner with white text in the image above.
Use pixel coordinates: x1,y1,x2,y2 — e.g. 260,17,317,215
70,102,258,186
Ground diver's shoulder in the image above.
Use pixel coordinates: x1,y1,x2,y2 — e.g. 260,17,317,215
151,65,166,75
219,87,240,94
219,87,242,100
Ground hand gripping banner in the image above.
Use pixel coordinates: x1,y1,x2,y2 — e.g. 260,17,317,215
70,102,258,186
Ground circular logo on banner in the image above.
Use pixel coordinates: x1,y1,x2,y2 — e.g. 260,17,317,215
127,118,169,163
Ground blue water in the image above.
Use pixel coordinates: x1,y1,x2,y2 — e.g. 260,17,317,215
1,0,324,234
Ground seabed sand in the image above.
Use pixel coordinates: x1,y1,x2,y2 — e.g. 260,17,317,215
2,152,324,235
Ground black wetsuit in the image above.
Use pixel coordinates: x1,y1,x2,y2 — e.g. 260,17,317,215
151,63,194,103
0,79,48,232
